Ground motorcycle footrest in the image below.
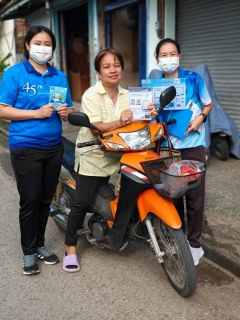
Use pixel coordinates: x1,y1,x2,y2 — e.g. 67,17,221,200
76,228,91,236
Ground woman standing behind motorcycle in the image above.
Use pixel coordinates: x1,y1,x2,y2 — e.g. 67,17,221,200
63,48,157,272
149,38,213,266
0,26,73,275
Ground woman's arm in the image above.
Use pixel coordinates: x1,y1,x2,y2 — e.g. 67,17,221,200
201,101,213,116
91,102,158,136
185,101,213,135
91,108,133,135
0,103,55,120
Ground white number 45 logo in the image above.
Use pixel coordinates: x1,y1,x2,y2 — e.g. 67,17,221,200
23,82,43,96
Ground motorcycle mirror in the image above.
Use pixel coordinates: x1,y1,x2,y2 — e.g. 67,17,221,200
158,86,176,115
68,112,100,132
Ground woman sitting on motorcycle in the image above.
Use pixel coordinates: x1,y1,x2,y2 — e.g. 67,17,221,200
63,48,158,272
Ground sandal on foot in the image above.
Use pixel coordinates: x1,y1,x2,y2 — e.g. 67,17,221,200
62,253,80,273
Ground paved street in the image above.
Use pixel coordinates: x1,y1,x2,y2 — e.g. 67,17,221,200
0,129,240,319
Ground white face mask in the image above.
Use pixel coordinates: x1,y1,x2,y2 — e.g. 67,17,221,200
29,45,53,65
158,57,179,74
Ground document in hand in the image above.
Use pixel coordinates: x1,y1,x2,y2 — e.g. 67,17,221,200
159,109,193,140
128,87,154,120
141,78,186,110
49,86,67,109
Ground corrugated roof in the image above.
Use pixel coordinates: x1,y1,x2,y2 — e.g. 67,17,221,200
0,0,51,21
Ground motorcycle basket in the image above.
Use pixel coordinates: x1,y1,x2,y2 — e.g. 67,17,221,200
141,156,206,200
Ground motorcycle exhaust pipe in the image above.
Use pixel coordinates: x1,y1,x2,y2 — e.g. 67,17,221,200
50,207,68,232
49,208,63,217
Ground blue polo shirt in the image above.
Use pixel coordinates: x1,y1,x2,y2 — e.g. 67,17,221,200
149,67,212,149
0,59,73,150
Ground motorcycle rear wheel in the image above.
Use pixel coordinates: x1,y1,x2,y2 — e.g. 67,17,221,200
153,217,197,297
211,133,229,161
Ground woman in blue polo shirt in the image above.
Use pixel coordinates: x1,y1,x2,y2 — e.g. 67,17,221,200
149,38,213,266
0,25,73,275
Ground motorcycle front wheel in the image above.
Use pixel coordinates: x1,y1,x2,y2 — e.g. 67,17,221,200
153,217,197,297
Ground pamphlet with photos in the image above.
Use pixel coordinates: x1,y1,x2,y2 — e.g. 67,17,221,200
141,78,186,110
49,86,67,109
186,99,203,134
128,87,154,120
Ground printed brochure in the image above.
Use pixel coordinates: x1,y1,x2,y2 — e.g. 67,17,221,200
128,87,154,120
141,78,186,110
186,99,203,134
49,86,67,109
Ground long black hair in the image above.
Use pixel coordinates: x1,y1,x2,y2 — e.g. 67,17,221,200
24,25,56,59
154,38,181,59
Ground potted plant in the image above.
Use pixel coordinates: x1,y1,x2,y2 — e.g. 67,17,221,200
0,52,12,82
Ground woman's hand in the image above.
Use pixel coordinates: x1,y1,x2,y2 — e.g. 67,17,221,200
36,104,54,118
185,103,212,136
147,102,158,118
184,116,203,136
57,104,73,121
119,109,133,126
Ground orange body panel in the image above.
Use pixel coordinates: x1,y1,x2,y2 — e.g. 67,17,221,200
121,150,160,173
137,189,182,229
108,197,119,227
108,186,182,229
99,121,163,152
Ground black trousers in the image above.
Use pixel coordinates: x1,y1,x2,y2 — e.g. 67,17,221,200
11,146,64,255
65,174,109,246
173,146,206,248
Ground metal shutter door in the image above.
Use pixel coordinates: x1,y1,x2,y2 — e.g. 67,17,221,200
176,0,240,134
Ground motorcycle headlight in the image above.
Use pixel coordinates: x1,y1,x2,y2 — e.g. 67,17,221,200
118,126,151,150
105,142,125,150
154,127,163,141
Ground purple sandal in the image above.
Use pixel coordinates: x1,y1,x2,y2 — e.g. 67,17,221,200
62,253,80,273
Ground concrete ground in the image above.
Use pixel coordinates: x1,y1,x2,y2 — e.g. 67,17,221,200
1,117,240,320
203,154,240,277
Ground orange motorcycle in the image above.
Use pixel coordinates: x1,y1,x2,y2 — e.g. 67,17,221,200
51,87,205,297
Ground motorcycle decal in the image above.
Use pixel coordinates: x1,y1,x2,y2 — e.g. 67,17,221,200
59,172,76,189
121,165,148,180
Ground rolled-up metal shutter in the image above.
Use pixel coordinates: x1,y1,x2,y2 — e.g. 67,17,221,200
176,0,240,134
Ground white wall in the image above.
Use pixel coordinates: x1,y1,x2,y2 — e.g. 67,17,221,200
0,20,16,67
146,0,176,76
146,0,159,77
165,0,176,39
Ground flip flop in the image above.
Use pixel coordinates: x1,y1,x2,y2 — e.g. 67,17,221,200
62,253,80,273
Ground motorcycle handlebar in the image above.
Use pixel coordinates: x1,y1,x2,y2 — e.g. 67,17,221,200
77,140,100,148
165,119,176,126
76,120,176,149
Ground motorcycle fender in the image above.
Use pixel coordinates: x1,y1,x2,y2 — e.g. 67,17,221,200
137,189,182,229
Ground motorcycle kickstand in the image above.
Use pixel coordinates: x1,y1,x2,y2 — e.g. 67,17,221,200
145,216,165,263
